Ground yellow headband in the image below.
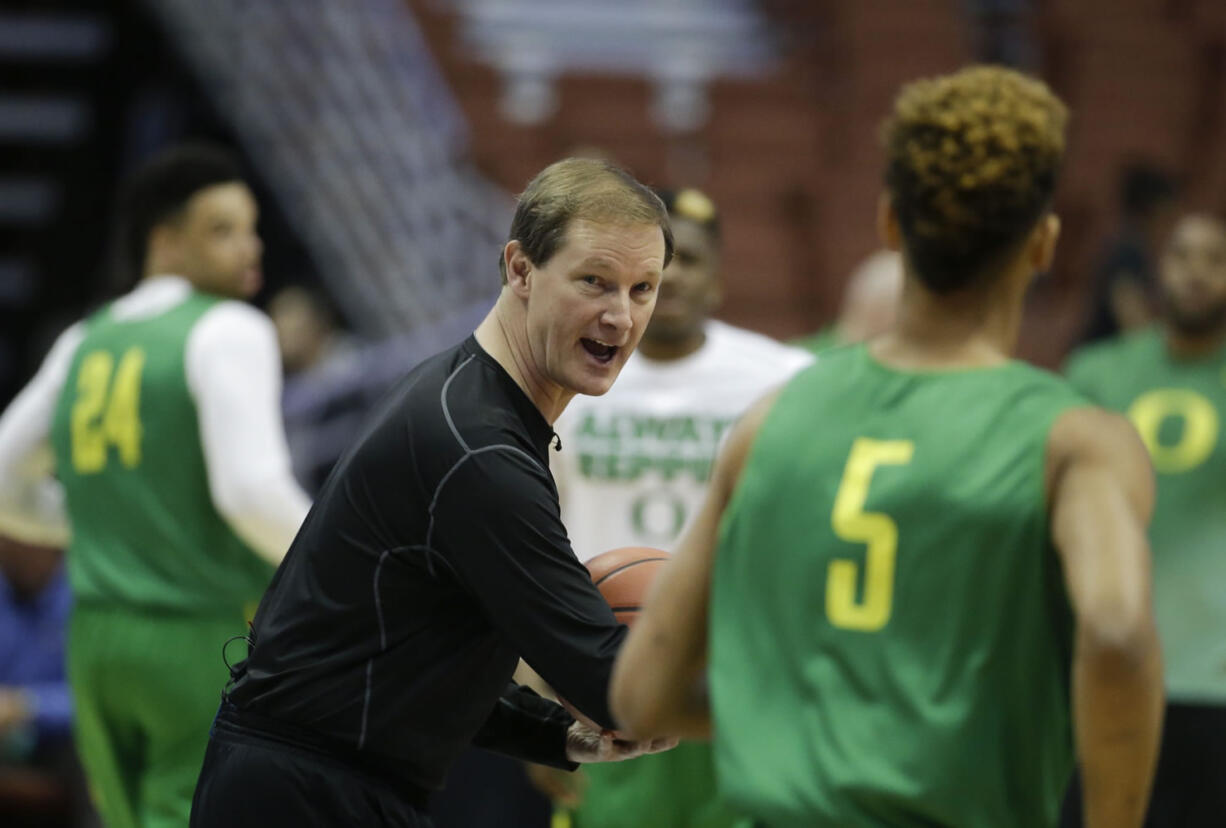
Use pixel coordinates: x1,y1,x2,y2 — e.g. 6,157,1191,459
673,188,716,224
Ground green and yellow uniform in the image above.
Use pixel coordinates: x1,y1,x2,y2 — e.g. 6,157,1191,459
49,292,273,828
791,325,842,357
1066,326,1226,704
710,344,1086,828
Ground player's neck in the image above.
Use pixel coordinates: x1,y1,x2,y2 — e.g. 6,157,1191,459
1164,321,1226,360
877,277,1019,369
635,329,706,361
474,301,573,424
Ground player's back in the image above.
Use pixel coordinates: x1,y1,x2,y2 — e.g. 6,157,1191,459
48,291,269,615
709,343,1087,828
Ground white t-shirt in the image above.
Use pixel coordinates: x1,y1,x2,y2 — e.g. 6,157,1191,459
553,320,814,562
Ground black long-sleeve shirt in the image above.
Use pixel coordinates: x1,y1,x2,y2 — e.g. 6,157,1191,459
225,335,627,791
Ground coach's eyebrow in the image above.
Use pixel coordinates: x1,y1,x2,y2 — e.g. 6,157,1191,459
576,256,619,272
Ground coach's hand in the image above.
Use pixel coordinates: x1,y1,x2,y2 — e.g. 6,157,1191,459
564,720,677,763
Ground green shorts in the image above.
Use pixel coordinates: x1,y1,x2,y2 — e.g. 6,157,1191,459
67,605,247,828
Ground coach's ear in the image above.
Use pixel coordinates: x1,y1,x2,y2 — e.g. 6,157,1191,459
504,241,534,298
876,193,903,252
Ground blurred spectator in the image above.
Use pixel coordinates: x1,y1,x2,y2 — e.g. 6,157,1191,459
1079,162,1179,344
1064,213,1226,824
268,286,354,379
965,0,1039,70
268,286,363,493
794,249,902,355
0,538,96,827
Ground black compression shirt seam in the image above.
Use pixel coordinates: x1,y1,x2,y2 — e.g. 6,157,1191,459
425,444,547,548
440,354,477,453
357,354,548,751
357,540,449,751
428,354,548,547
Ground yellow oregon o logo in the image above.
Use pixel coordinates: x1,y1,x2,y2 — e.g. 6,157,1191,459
1127,389,1219,474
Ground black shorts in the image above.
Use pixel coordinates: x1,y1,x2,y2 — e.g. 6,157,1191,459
191,710,433,828
1061,701,1226,827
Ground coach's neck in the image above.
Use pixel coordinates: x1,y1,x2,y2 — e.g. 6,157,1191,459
475,291,573,425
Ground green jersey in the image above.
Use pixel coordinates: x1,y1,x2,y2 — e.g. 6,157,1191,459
709,344,1086,828
1066,326,1226,703
49,291,273,616
791,325,843,357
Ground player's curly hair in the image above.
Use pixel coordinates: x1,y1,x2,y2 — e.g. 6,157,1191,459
882,65,1068,293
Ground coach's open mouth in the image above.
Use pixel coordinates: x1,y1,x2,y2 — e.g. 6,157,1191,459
581,338,618,364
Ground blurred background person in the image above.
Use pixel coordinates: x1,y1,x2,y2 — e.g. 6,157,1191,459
267,286,363,494
793,249,903,355
1064,212,1226,825
0,144,310,828
269,286,354,381
0,537,97,827
1077,162,1180,344
540,187,810,828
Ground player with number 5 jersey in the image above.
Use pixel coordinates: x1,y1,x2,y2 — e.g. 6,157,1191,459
611,67,1165,828
0,145,309,828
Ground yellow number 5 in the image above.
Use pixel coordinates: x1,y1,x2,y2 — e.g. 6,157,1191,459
70,348,146,474
827,438,914,632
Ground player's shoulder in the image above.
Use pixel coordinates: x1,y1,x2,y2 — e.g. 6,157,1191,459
197,297,276,336
1064,326,1160,378
186,300,278,369
1047,404,1152,496
49,319,88,355
991,360,1096,427
1005,356,1081,393
706,320,814,374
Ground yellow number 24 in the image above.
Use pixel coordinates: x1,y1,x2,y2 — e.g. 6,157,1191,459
827,438,914,632
70,348,146,474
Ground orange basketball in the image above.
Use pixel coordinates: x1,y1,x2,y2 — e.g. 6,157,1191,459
585,546,670,626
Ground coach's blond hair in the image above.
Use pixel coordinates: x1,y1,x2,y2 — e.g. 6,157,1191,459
500,158,673,283
882,65,1068,293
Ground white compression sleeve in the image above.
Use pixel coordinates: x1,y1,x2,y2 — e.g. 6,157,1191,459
0,323,83,547
187,302,311,566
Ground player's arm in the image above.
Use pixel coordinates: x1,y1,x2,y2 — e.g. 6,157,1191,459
0,324,84,548
1048,406,1164,828
188,303,310,566
609,390,777,741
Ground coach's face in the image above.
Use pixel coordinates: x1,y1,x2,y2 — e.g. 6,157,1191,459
510,219,665,396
